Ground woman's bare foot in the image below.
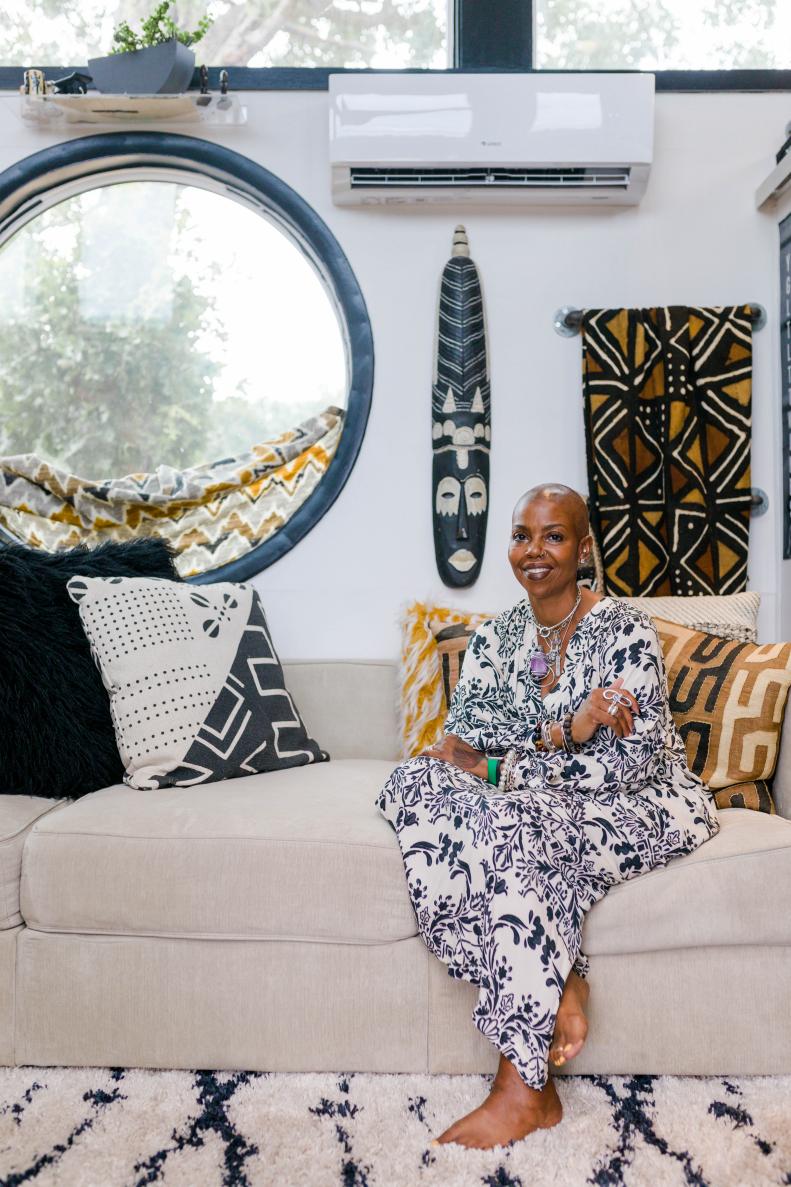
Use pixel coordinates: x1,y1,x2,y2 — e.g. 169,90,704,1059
431,1055,562,1150
549,970,590,1067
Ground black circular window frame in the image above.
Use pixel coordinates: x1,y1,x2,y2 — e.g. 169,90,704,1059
0,131,374,584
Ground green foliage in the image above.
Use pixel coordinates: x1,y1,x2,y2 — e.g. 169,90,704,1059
110,1,213,55
0,0,445,70
0,188,220,477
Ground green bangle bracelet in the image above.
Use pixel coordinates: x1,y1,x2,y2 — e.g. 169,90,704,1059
487,757,501,785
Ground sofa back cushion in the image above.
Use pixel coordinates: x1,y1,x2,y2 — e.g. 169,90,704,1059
283,661,400,761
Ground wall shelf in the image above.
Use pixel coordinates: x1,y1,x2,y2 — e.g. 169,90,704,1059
756,151,791,210
15,91,246,128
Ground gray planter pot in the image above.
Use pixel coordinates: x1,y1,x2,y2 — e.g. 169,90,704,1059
88,40,195,94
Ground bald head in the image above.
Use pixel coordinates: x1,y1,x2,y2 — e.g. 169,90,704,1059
513,484,589,540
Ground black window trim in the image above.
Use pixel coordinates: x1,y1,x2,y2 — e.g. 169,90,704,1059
3,65,791,93
1,0,790,92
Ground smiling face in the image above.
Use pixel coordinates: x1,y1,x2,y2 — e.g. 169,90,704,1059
508,490,592,604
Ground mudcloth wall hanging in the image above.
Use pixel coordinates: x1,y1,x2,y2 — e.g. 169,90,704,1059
432,225,491,588
0,406,342,579
582,305,752,597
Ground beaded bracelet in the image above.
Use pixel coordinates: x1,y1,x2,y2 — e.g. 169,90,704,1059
498,748,517,791
532,717,559,754
561,711,576,754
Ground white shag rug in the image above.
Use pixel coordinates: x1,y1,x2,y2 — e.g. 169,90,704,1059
1,1067,790,1187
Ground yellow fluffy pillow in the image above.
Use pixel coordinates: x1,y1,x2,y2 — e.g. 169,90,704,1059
399,602,491,758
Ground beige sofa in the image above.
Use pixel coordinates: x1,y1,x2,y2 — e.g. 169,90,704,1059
2,659,791,1076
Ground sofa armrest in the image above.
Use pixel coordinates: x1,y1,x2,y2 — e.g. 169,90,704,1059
0,796,68,930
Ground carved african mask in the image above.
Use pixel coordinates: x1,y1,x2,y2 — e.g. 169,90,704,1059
432,226,491,587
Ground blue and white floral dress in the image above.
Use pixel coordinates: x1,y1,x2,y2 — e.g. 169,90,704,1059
377,596,719,1089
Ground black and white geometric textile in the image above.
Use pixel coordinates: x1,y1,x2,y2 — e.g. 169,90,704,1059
0,1066,788,1186
67,576,327,789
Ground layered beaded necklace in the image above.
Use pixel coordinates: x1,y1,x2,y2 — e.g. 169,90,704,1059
528,586,581,688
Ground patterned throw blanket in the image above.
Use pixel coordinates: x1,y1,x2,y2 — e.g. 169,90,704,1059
0,406,343,577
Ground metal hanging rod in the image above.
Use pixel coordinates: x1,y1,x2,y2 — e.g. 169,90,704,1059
553,303,768,337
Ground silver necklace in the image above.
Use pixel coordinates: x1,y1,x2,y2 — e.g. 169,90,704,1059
528,587,581,684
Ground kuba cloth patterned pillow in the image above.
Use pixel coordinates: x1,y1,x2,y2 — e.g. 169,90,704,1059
67,575,327,790
655,620,791,813
399,594,777,811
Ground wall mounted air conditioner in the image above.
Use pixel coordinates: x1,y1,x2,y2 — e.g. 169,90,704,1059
329,73,654,207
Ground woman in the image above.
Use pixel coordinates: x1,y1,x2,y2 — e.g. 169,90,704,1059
377,482,719,1150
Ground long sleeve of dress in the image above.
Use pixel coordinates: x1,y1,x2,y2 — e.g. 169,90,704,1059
445,621,539,752
511,612,671,796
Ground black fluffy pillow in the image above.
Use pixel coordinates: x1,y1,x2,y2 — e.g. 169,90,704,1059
0,538,180,799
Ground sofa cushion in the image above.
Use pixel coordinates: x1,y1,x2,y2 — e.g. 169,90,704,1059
583,809,791,954
21,765,791,956
20,760,416,944
0,796,66,929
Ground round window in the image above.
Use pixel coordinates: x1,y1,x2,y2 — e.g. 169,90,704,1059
0,133,373,581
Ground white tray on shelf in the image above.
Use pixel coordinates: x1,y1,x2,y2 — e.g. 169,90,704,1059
17,91,247,127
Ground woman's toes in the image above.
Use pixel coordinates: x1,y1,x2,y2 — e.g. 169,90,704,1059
551,1008,588,1066
433,1120,464,1145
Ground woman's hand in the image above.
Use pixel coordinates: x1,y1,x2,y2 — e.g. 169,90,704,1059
420,734,488,779
571,678,640,743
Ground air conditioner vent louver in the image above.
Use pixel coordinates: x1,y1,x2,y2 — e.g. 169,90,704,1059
330,74,654,206
349,166,631,190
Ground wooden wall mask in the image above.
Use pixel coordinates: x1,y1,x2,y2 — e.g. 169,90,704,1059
432,226,491,587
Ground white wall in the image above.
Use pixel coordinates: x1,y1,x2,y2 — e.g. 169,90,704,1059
0,88,788,657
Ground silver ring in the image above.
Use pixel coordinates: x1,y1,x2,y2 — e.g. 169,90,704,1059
607,703,620,717
603,689,631,707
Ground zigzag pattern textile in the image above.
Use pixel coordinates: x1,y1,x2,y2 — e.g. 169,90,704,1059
0,406,342,578
582,306,752,596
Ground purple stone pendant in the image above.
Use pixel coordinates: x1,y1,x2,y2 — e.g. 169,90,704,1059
529,648,549,679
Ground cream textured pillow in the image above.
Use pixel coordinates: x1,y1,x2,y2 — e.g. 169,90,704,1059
67,575,327,789
620,592,760,643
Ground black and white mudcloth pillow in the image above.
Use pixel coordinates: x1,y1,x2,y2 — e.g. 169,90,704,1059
66,576,327,789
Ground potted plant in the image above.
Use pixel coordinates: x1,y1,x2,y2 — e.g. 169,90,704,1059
88,2,213,95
